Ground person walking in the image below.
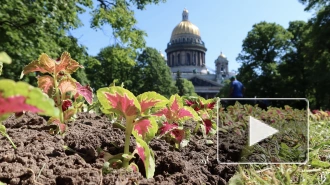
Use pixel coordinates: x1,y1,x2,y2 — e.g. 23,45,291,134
229,76,245,105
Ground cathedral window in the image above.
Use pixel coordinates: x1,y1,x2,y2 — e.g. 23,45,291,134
186,53,190,65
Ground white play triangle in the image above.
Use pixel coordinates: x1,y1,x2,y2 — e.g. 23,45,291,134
249,116,279,146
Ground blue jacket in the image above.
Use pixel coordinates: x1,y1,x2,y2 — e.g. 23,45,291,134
230,80,244,98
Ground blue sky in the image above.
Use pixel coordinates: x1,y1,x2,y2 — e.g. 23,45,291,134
70,0,313,72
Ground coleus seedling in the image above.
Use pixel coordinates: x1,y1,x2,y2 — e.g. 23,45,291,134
97,86,168,178
183,96,217,137
153,94,199,148
20,52,93,134
0,79,59,149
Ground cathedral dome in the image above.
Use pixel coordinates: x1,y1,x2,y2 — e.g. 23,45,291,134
171,21,200,39
215,52,228,63
170,9,201,42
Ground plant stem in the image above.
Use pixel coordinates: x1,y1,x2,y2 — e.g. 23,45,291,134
53,74,64,123
194,122,200,133
6,134,17,149
122,117,134,168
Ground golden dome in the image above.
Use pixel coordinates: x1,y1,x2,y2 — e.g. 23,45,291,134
219,52,226,58
171,21,200,39
170,8,201,41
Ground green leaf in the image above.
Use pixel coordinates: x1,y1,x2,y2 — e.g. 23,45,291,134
0,52,12,64
97,86,141,119
0,79,59,119
311,159,330,168
0,124,6,136
137,91,168,115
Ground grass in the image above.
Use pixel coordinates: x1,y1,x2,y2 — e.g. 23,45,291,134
228,113,330,185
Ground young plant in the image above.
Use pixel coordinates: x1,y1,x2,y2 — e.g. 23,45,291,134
0,79,59,149
153,94,199,148
20,52,93,134
97,86,168,178
183,96,218,137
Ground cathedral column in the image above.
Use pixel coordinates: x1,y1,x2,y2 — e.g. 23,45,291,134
174,52,178,66
202,53,205,65
182,51,186,65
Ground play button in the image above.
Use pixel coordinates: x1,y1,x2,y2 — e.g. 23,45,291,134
249,116,279,146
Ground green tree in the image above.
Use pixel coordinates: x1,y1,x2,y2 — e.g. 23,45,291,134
299,0,329,11
182,79,197,96
236,21,292,98
132,47,177,97
0,0,166,83
175,71,185,96
278,21,311,98
0,0,93,82
216,79,231,98
85,45,135,90
299,0,330,109
174,70,196,96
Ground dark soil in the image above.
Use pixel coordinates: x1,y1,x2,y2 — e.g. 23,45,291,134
0,112,246,185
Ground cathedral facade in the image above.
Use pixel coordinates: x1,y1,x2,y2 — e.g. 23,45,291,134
165,9,235,98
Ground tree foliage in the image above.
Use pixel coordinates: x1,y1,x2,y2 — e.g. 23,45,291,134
236,1,330,109
132,47,177,97
85,45,135,91
216,79,231,98
0,0,166,84
175,71,196,97
182,79,197,96
175,71,185,96
236,22,292,98
299,0,329,11
0,0,93,82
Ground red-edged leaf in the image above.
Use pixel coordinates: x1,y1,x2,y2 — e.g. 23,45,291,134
170,95,180,111
62,99,72,111
153,107,169,117
20,54,55,78
37,75,54,97
58,78,76,95
137,92,168,114
55,52,83,75
207,102,216,109
159,122,179,136
136,144,146,162
97,86,140,119
154,95,195,122
0,95,42,115
75,82,93,104
49,117,66,134
170,129,185,143
128,163,139,172
134,119,151,137
203,119,213,135
133,117,158,143
177,108,194,119
134,138,155,179
185,99,196,106
63,108,75,121
104,92,138,117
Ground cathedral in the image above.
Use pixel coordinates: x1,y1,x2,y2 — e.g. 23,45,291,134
164,8,235,98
